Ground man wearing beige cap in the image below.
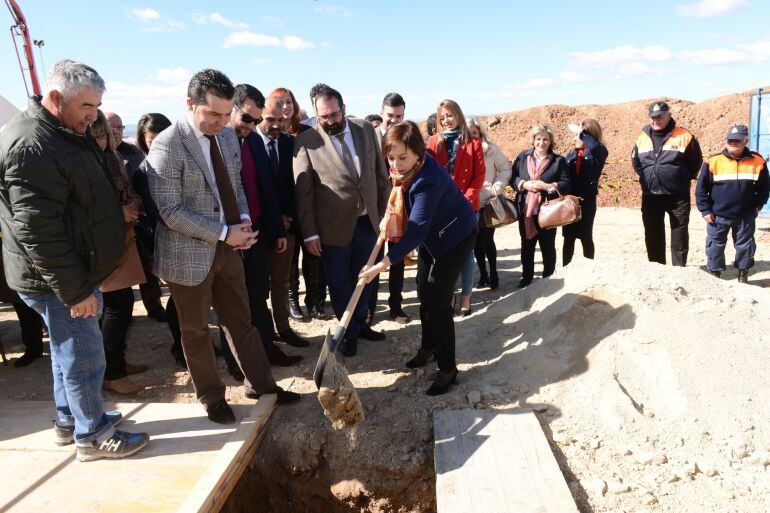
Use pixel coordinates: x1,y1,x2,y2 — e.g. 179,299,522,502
696,124,769,283
631,101,703,266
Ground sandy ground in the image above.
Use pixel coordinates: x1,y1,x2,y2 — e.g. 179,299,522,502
2,207,769,513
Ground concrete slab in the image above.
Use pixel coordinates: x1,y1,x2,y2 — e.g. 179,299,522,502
0,398,275,513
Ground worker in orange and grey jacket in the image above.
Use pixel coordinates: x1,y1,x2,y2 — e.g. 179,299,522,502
696,124,769,284
631,101,703,266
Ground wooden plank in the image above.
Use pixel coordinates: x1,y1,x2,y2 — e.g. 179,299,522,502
176,394,275,513
0,398,275,513
434,410,579,513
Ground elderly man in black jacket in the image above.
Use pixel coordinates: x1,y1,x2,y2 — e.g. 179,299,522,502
0,60,149,461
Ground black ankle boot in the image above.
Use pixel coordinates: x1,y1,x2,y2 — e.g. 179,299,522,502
489,270,499,290
426,369,458,396
405,348,435,369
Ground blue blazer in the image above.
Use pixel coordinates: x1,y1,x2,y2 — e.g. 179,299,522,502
387,154,476,263
243,131,286,245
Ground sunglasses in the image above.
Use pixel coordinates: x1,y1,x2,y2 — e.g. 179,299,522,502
234,104,262,125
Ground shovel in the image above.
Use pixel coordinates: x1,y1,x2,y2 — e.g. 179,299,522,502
314,232,386,429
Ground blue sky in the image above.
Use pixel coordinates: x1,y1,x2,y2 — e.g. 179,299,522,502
2,0,769,124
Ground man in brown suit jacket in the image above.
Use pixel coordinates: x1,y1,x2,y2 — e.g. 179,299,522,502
293,84,389,356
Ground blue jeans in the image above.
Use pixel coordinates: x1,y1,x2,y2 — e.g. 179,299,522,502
321,216,377,346
705,212,757,271
18,288,115,446
456,212,478,296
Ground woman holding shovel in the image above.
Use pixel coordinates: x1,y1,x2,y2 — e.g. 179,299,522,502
359,121,477,396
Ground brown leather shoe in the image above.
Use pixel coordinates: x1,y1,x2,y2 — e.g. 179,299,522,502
125,363,148,375
102,376,145,394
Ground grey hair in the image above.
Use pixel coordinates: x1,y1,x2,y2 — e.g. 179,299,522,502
466,117,488,143
44,60,106,99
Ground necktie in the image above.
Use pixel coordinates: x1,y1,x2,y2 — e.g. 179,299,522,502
268,139,279,171
334,132,359,183
204,134,241,225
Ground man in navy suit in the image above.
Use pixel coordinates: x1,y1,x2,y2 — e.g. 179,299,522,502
228,84,301,366
254,97,309,348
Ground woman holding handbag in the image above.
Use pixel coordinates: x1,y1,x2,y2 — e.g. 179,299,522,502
511,124,571,288
359,121,477,395
468,117,511,290
427,100,485,316
89,110,147,394
563,119,608,265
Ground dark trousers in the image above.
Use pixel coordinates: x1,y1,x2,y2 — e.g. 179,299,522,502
518,218,557,282
166,295,182,347
269,234,295,332
473,215,497,279
417,231,477,373
100,287,135,380
168,243,276,406
290,237,327,308
12,301,44,354
367,242,405,313
137,242,164,314
321,216,377,346
641,194,690,266
243,239,281,357
563,198,597,265
706,211,757,271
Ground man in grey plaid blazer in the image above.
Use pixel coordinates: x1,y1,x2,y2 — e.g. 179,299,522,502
147,69,300,424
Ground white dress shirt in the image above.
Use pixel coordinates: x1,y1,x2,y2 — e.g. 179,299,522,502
257,126,278,164
185,112,249,241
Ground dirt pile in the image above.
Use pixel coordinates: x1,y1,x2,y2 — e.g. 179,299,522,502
222,252,769,513
477,88,762,207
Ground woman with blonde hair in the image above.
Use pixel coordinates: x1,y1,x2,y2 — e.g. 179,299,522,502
510,124,571,288
427,100,485,316
563,119,608,264
467,117,511,290
88,110,147,394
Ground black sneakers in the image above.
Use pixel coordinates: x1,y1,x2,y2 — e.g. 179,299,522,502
76,430,150,462
54,411,124,446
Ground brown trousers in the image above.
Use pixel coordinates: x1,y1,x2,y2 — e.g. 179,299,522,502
168,243,276,406
269,234,295,332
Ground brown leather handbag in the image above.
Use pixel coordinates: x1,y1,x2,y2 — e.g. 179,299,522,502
537,190,582,229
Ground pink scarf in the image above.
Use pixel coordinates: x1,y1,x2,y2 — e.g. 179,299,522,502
524,153,551,239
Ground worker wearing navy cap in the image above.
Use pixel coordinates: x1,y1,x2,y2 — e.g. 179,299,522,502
696,124,769,283
632,101,703,266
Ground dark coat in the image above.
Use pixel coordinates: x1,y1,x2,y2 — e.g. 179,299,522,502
386,154,476,263
0,96,124,306
510,148,571,211
565,133,608,199
243,131,287,245
254,131,298,235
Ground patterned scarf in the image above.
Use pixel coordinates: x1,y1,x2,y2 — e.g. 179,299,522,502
381,156,424,243
524,153,551,240
442,129,461,176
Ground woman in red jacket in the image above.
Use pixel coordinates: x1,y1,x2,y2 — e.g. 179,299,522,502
427,99,485,316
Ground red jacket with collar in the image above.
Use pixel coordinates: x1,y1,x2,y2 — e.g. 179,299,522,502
427,134,486,211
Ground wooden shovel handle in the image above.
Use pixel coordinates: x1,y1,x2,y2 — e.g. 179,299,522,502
337,233,386,331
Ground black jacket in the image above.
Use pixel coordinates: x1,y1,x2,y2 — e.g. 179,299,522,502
0,97,124,306
510,148,571,211
565,133,608,199
631,121,702,196
258,131,298,235
117,141,145,181
242,132,287,245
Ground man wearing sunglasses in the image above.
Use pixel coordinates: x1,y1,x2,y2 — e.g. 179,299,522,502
293,83,390,357
228,84,302,367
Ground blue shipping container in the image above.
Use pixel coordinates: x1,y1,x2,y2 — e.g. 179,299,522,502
752,88,770,215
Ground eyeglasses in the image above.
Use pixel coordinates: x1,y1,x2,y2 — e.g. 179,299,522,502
316,110,342,122
234,104,262,125
111,125,125,130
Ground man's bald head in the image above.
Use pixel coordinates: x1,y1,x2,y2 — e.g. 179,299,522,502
104,112,125,144
259,97,284,139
